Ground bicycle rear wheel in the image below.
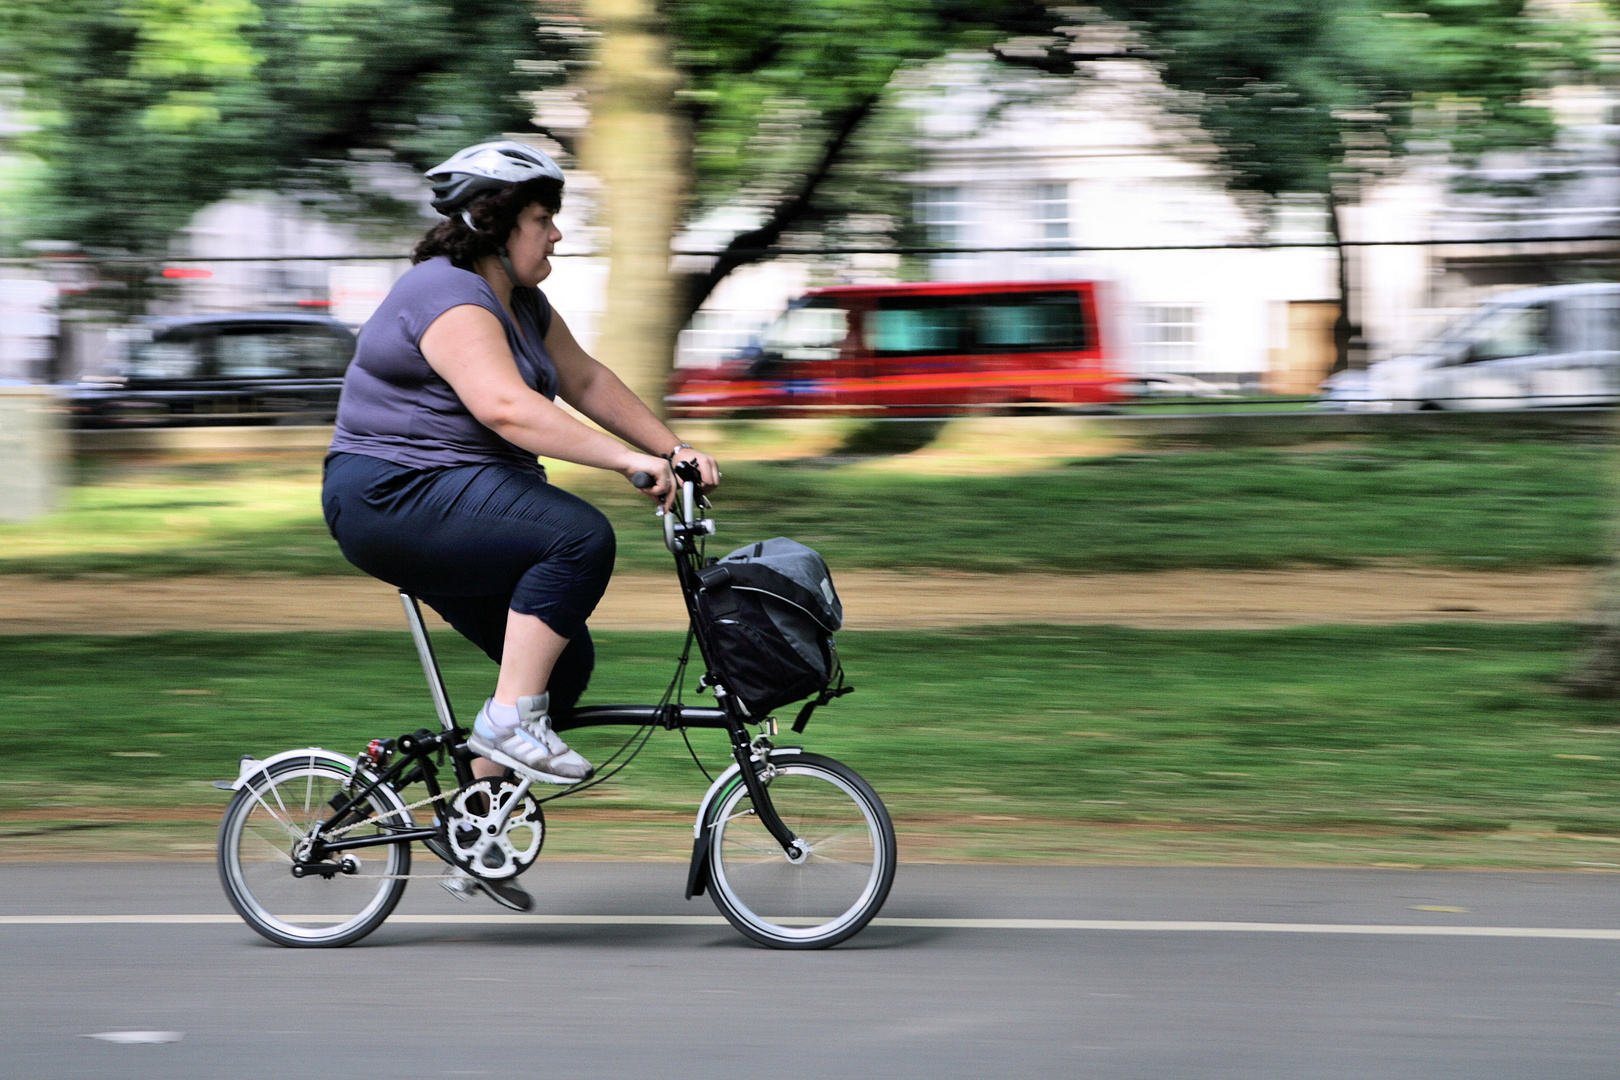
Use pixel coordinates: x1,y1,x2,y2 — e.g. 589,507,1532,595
218,756,410,948
706,752,896,949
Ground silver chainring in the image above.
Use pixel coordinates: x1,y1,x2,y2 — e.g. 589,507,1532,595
445,779,544,881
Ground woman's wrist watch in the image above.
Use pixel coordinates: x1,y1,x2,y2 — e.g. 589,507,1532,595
667,442,695,457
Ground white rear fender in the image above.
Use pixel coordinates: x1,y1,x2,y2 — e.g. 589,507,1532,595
229,747,359,791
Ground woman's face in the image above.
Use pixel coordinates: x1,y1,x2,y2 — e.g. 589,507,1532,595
505,201,563,287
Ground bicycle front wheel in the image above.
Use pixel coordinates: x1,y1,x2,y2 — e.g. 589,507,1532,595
218,756,411,948
706,752,896,949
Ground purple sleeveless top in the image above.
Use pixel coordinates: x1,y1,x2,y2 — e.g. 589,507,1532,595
328,256,557,474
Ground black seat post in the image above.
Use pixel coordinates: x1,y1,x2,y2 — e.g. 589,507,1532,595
399,591,458,734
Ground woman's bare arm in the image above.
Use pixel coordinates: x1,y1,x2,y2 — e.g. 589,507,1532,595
419,304,669,486
546,310,719,488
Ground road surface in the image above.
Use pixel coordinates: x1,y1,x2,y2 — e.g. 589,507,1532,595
2,863,1616,1079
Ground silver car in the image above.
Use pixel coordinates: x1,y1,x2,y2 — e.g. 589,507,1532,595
1324,283,1620,411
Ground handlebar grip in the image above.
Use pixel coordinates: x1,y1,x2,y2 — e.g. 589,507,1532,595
630,471,656,490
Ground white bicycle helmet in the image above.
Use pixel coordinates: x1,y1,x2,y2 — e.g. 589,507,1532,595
426,140,565,216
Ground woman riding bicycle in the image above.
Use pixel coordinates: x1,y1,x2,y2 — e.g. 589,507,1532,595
322,140,719,831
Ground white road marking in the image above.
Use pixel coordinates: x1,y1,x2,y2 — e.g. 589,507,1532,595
82,1031,183,1044
2,913,1619,938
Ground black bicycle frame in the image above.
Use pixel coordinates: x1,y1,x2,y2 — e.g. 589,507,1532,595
305,481,803,869
658,465,803,856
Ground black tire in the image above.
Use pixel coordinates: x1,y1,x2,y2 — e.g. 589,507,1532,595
705,752,896,949
218,756,410,948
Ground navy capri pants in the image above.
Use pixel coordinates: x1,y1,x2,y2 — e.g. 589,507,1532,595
322,452,615,717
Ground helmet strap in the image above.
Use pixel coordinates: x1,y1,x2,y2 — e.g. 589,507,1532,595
497,249,521,293
461,206,522,293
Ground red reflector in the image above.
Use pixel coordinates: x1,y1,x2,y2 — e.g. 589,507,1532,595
297,299,331,307
161,267,212,279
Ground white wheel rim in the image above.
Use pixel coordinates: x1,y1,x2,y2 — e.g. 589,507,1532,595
224,764,408,943
709,764,885,943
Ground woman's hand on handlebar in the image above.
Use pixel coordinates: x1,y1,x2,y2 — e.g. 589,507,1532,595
670,447,720,492
622,447,720,509
622,453,678,507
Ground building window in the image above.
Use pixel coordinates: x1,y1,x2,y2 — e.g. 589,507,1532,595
1138,305,1200,371
1033,182,1071,255
916,186,970,255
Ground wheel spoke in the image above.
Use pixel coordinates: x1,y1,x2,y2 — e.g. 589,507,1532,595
707,759,894,947
246,789,304,844
240,826,296,864
220,763,410,948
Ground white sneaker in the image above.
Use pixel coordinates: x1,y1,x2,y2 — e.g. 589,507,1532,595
466,693,593,785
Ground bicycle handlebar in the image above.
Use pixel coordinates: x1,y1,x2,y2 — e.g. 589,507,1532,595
632,461,702,491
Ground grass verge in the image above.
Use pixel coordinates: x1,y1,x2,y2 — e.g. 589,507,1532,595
1,436,1613,577
4,623,1619,868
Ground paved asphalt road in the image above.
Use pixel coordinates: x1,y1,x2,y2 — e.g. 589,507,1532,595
2,863,1617,1079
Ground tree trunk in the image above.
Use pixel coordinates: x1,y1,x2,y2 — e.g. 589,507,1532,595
1566,415,1620,697
579,0,687,418
1326,192,1355,375
678,95,881,324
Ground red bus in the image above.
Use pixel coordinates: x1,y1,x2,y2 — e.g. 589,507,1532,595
666,280,1125,417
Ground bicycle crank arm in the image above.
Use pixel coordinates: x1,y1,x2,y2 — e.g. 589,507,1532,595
289,860,353,879
489,776,534,835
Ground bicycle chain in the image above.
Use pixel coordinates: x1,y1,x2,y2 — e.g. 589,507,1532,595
320,778,472,841
316,777,540,882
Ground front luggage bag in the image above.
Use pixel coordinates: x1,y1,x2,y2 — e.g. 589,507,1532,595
694,538,843,717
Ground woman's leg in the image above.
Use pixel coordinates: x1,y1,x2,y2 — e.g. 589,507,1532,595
493,610,569,705
325,458,614,780
468,612,569,781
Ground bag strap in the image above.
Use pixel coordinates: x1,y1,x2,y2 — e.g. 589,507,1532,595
791,663,854,733
697,566,741,618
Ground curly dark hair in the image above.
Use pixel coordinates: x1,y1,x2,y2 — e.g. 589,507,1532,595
411,176,564,268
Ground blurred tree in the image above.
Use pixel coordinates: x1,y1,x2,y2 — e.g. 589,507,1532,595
577,0,689,412
1568,0,1620,698
579,0,1584,412
578,0,1082,409
665,0,1076,319
0,0,574,253
1088,0,1585,371
0,0,272,252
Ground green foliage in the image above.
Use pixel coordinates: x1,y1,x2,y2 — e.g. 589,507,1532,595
1095,0,1587,197
0,0,1591,260
0,436,1610,576
0,0,273,250
4,625,1617,850
668,0,1053,194
0,0,571,251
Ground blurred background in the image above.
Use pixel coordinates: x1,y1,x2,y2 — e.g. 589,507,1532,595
14,12,1620,1076
5,0,1620,870
2,0,1619,405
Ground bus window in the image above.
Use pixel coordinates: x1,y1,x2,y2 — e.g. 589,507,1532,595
759,301,849,362
869,305,972,355
977,292,1089,351
868,291,1089,356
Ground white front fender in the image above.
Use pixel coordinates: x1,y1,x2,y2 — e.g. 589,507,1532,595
690,747,803,837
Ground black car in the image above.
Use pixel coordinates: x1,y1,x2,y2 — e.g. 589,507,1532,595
61,312,355,427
